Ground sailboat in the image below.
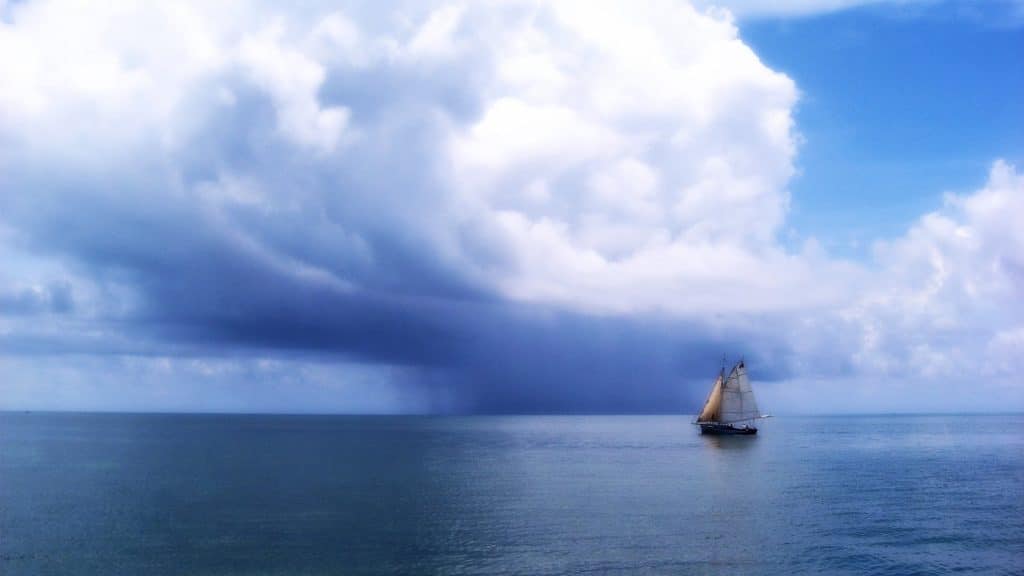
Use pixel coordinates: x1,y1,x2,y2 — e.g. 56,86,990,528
694,360,768,435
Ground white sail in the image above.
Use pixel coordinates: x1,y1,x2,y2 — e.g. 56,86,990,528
718,361,760,423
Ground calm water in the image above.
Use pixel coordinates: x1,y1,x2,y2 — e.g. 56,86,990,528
1,413,1022,575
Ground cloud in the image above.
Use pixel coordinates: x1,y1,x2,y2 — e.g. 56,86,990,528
849,160,1024,380
436,0,828,315
0,0,1020,413
239,27,351,153
765,160,1024,413
0,353,433,413
0,281,72,315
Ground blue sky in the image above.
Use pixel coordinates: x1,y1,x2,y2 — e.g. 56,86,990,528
0,0,1021,413
741,0,1024,253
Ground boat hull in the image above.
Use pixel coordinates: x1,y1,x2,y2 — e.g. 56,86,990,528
699,423,757,435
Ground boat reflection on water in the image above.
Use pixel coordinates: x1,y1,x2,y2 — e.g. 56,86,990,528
701,433,758,451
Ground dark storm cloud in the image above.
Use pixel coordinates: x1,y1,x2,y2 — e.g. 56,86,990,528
442,308,783,413
0,281,72,315
2,143,787,411
0,4,808,413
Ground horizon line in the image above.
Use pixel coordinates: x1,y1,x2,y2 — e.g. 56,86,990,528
2,409,1022,417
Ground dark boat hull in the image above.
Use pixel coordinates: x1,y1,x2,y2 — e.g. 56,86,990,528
699,423,757,435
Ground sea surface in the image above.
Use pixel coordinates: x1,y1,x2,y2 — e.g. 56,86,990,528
1,413,1022,575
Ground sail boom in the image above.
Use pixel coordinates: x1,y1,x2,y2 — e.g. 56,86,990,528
716,414,770,425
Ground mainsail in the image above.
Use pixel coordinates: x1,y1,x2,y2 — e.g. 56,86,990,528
718,361,760,423
696,374,723,423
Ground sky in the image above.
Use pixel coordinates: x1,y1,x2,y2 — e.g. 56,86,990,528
0,0,1021,414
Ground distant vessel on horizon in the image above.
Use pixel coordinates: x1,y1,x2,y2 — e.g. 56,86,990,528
694,360,769,435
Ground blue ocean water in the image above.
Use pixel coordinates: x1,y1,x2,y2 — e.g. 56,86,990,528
1,413,1022,575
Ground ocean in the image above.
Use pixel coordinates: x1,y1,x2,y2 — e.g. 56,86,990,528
1,413,1022,575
